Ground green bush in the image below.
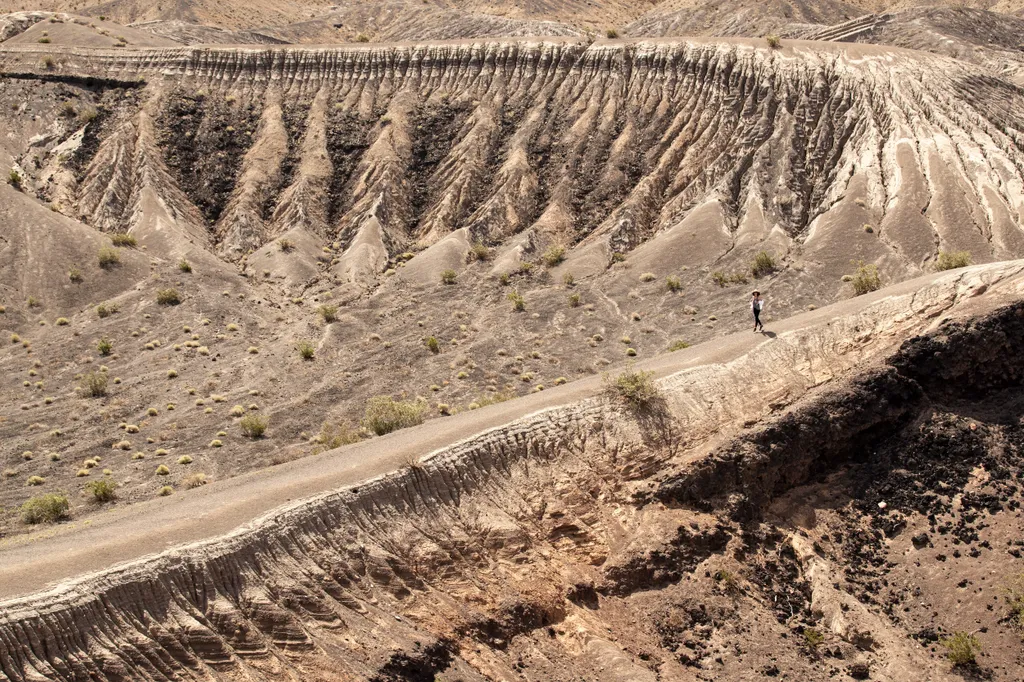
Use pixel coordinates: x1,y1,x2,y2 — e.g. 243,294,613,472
941,632,981,666
541,245,566,267
361,396,427,436
85,479,117,502
765,34,781,48
803,627,824,652
178,258,192,273
110,233,137,247
668,339,690,352
68,267,83,282
666,276,682,292
605,366,661,410
318,304,338,323
935,250,972,271
22,493,70,524
156,288,181,305
850,261,881,296
96,302,118,318
440,269,458,285
297,340,315,360
507,291,526,311
240,413,268,438
424,336,441,354
568,292,581,308
7,169,23,189
98,247,120,269
81,371,108,397
97,337,113,355
751,251,777,278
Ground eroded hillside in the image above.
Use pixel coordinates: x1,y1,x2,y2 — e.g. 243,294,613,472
2,36,1024,537
1,263,1023,681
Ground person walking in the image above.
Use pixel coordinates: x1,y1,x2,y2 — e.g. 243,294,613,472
751,291,764,332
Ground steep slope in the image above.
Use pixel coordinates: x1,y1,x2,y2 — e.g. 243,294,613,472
1,262,1023,681
3,36,1024,539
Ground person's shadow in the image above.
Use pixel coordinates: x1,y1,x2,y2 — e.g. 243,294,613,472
760,330,777,338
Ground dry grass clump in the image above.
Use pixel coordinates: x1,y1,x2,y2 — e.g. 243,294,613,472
239,413,268,439
110,233,137,247
424,336,441,354
96,302,118,318
765,34,782,48
750,251,777,278
155,465,170,475
158,486,174,496
666,275,682,292
184,473,208,488
85,479,117,502
229,404,245,417
541,245,566,267
604,366,662,410
177,455,193,465
21,493,69,524
935,250,972,271
466,242,492,262
296,340,315,360
178,258,192,272
26,475,45,486
68,268,83,282
80,371,108,397
156,288,182,305
314,422,364,451
639,272,656,282
940,632,981,667
317,304,338,323
507,291,526,311
440,269,458,285
98,247,120,269
361,396,427,436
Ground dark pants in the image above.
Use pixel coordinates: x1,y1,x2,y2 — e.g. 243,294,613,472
753,308,762,329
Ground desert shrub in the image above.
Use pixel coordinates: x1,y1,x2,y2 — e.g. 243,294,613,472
158,486,173,496
178,258,192,272
941,632,981,666
21,493,69,524
98,247,120,269
803,627,824,653
240,413,268,439
97,337,112,355
55,317,69,326
68,267,83,282
156,288,181,305
605,366,661,410
507,291,526,311
935,250,972,271
361,396,427,436
466,242,491,262
166,368,178,378
751,251,777,277
7,168,22,189
96,302,118,317
81,371,108,397
563,271,575,286
668,339,690,352
1004,573,1024,631
38,37,51,44
849,261,881,296
666,275,682,292
541,245,566,267
440,269,458,285
26,475,45,486
355,33,370,42
639,272,656,282
765,34,781,48
318,304,338,322
424,336,441,354
297,340,315,360
568,292,581,308
155,465,170,476
278,238,294,252
606,28,619,38
183,473,207,488
85,479,117,502
41,55,55,70
110,233,137,247
229,404,245,417
315,422,363,451
177,455,193,465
